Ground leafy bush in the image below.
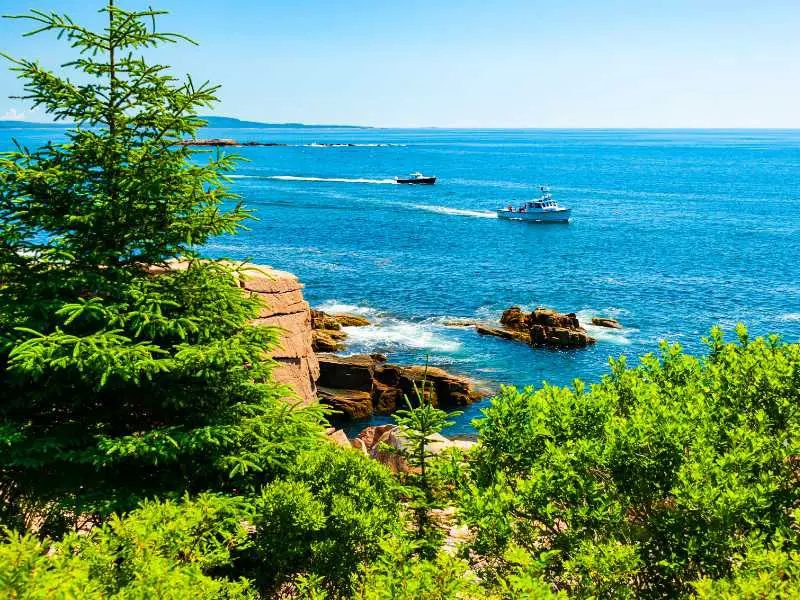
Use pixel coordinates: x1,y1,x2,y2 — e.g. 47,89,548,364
461,328,800,597
0,494,255,598
252,444,402,596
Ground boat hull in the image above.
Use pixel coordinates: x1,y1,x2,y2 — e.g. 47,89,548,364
496,208,571,223
396,177,436,185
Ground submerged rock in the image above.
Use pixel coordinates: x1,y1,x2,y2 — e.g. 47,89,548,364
442,319,478,327
592,317,623,329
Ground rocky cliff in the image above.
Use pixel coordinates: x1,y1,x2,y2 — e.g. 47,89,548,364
240,265,320,405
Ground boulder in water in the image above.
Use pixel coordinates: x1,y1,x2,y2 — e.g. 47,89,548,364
333,313,371,327
481,306,595,349
592,317,623,329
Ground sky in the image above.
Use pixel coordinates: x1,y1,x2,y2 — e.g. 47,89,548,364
1,0,799,128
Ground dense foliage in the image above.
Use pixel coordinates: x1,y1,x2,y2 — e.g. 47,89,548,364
0,2,403,597
460,327,800,598
2,2,799,598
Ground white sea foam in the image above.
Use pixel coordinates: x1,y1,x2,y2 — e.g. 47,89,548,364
269,175,399,184
779,313,800,321
409,204,498,219
344,321,462,353
316,301,378,316
575,308,636,345
317,301,461,353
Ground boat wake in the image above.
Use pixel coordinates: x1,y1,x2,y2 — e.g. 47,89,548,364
269,175,399,184
406,204,498,219
304,143,406,148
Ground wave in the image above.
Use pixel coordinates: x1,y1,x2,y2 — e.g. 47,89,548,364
575,308,636,345
779,313,800,322
316,301,379,316
344,322,462,353
317,301,461,353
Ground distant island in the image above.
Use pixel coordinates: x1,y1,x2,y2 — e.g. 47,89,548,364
0,116,368,129
0,120,68,129
199,116,369,129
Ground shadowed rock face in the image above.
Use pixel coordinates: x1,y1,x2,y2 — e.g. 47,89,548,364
316,354,487,421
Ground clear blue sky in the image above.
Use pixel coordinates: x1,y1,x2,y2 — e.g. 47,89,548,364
1,0,799,127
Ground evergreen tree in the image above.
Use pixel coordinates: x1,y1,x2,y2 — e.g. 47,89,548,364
0,1,323,535
392,377,461,559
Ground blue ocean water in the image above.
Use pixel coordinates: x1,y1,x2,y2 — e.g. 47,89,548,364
3,126,800,434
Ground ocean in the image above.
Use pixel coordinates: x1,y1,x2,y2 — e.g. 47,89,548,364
3,126,800,435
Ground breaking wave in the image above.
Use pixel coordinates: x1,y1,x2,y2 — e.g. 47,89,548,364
779,313,800,321
317,301,461,353
315,301,378,316
575,308,636,345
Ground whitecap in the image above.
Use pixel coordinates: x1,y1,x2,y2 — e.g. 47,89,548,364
316,301,379,316
317,302,462,353
344,321,462,353
575,308,636,346
779,313,800,321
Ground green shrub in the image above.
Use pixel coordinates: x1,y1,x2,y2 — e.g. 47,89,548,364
462,328,800,597
0,494,255,598
252,444,402,596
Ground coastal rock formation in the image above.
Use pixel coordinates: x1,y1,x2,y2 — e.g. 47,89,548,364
592,317,623,329
356,425,475,473
238,265,320,405
312,329,347,352
476,305,595,349
310,309,370,352
316,354,486,421
475,324,531,344
333,313,371,327
150,262,320,405
527,308,594,348
178,138,288,147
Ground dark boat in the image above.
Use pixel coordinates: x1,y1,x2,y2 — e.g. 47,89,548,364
395,172,436,185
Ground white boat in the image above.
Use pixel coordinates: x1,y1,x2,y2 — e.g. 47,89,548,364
497,187,571,223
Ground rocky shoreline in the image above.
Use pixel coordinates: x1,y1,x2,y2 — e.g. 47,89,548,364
237,264,625,453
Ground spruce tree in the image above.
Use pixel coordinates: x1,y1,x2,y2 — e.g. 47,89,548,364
0,2,322,535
